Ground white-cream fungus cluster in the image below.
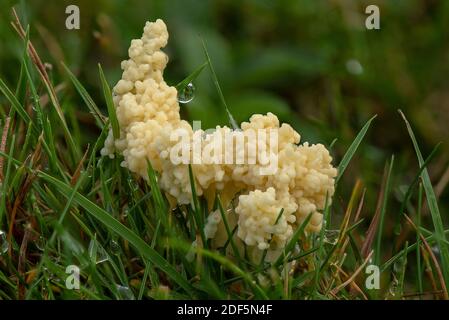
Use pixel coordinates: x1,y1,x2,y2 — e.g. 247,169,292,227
101,19,337,262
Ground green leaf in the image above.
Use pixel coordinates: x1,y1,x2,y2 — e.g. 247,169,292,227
375,155,394,265
62,63,105,128
0,78,31,125
336,115,377,184
274,212,313,267
217,195,242,263
146,160,168,230
98,63,120,139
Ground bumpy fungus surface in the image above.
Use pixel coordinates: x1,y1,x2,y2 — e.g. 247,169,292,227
101,19,337,261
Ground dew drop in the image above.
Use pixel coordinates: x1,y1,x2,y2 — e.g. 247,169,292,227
0,230,8,254
431,245,441,259
388,277,399,297
324,229,339,245
393,256,405,274
177,82,195,104
345,59,364,75
110,240,120,255
122,208,130,218
116,285,135,300
35,236,46,251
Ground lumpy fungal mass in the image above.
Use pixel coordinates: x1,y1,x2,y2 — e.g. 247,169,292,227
101,19,337,262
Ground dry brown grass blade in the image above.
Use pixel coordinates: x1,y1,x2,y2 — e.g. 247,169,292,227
403,213,449,299
35,24,66,75
0,116,11,182
423,253,439,299
330,250,373,296
353,187,366,223
322,181,364,286
335,180,362,259
11,8,68,129
340,185,366,256
360,162,389,258
7,170,39,255
402,290,444,299
11,8,49,84
6,139,42,255
18,225,31,299
339,180,362,238
70,145,90,185
333,264,368,299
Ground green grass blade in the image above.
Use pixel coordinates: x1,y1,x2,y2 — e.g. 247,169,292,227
98,63,120,139
274,212,313,267
0,78,31,125
416,182,424,297
374,155,394,265
200,38,239,129
395,143,441,228
175,61,208,91
217,195,242,262
399,110,449,289
62,63,105,128
336,115,377,184
146,160,168,230
171,239,268,299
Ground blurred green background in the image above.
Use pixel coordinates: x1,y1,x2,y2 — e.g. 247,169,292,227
1,0,448,242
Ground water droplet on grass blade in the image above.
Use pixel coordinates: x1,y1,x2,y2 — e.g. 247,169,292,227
324,230,339,245
116,285,135,300
35,236,46,251
346,59,364,75
110,240,120,255
393,256,406,274
0,230,8,254
431,245,441,259
177,82,195,104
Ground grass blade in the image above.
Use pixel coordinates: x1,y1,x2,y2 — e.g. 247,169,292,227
62,63,105,128
0,78,31,125
374,155,394,265
336,115,376,184
175,61,208,91
98,63,120,139
200,38,239,129
399,110,449,288
274,212,313,267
